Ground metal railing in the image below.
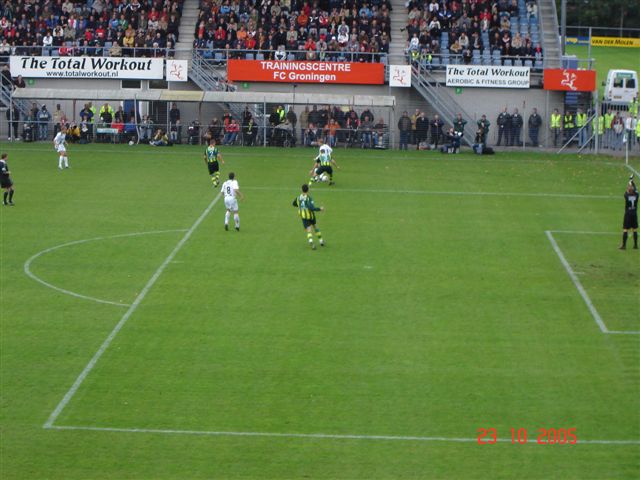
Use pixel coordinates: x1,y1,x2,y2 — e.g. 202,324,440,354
192,48,388,64
0,116,392,150
411,62,476,147
4,45,180,58
407,52,545,69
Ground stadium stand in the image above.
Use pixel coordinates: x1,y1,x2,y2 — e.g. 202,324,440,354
404,0,544,68
0,0,185,57
193,0,393,62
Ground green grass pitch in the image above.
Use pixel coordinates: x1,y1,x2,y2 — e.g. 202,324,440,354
1,143,639,479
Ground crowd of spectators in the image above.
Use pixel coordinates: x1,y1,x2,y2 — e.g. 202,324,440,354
0,0,184,58
405,0,543,67
198,104,388,148
194,0,392,62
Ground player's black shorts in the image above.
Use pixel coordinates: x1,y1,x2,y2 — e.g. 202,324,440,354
207,161,219,175
315,165,333,176
0,177,13,189
623,211,638,229
302,218,317,228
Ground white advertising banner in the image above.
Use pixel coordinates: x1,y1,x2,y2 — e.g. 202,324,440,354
389,65,412,87
445,65,530,88
166,59,188,82
10,56,164,79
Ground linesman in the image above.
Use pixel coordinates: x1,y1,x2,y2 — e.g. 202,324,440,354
1,152,15,206
620,175,638,250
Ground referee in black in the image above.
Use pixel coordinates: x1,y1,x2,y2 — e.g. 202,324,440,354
1,152,15,206
620,175,638,250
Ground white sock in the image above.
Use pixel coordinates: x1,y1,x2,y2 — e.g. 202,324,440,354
64,156,69,168
58,156,63,168
225,211,230,225
234,213,239,228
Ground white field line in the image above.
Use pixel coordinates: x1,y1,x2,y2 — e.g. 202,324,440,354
24,229,187,307
626,163,640,177
47,425,640,445
244,186,617,200
43,194,222,429
11,145,639,166
545,231,640,335
545,231,609,334
548,231,618,235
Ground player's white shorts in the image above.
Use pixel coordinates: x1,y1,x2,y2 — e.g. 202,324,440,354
56,144,66,153
224,196,238,212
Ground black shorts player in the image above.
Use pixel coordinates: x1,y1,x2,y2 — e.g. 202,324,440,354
204,139,224,187
620,176,638,250
0,152,15,206
207,161,219,176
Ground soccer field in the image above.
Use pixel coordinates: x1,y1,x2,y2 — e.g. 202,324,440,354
1,143,639,479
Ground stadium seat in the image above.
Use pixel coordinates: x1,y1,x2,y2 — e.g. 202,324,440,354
524,59,533,67
504,59,513,66
255,53,264,60
245,53,254,60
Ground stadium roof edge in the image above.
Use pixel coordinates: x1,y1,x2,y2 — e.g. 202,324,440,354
11,88,396,106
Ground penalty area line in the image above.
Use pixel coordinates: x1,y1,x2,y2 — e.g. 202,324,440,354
46,425,640,445
43,194,222,429
545,231,640,335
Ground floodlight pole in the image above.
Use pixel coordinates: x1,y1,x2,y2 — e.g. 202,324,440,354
594,90,599,155
625,132,629,165
9,90,13,141
560,0,567,56
587,27,592,68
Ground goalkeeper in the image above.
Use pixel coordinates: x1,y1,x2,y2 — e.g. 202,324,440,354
309,140,339,186
620,174,638,250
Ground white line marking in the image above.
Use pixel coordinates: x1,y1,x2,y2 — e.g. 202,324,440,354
626,163,640,177
46,425,640,445
608,330,640,335
545,231,609,334
24,230,187,307
43,195,222,428
245,186,617,200
548,231,618,235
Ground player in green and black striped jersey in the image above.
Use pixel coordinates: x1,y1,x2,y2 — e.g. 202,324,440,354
292,184,325,249
309,140,339,186
204,139,224,187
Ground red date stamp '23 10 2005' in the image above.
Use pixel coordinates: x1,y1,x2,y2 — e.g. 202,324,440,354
477,428,578,445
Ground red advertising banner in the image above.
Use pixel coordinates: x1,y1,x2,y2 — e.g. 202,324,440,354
227,59,385,84
543,69,596,92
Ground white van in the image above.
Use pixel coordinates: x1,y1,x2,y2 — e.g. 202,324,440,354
603,69,638,104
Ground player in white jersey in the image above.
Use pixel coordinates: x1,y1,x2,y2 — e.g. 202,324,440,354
53,126,69,169
318,141,332,158
221,172,244,231
309,137,339,185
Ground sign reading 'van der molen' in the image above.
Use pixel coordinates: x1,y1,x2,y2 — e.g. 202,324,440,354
445,65,530,88
10,56,165,79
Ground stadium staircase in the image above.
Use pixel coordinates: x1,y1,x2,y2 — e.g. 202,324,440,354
410,63,476,146
174,0,200,62
1,84,33,121
537,0,562,68
389,0,408,65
